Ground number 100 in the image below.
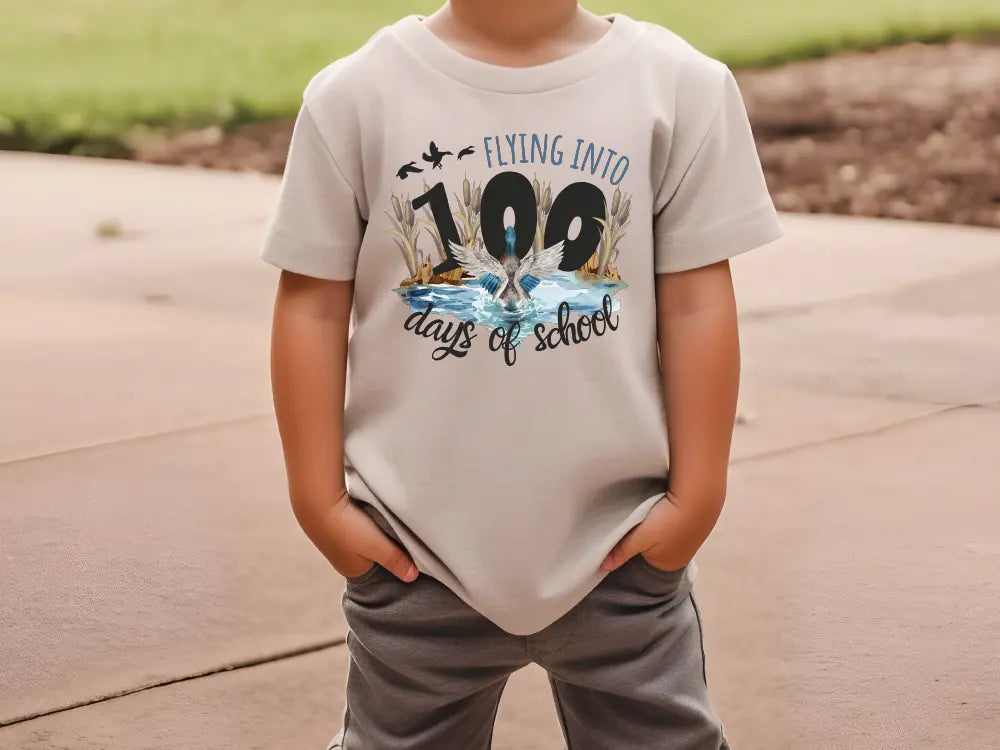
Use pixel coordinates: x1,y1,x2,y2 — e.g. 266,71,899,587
411,171,607,275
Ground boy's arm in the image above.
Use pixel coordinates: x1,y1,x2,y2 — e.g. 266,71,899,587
270,270,418,582
602,259,740,572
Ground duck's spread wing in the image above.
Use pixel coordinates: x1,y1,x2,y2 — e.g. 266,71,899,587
448,241,507,295
449,241,504,277
517,241,564,293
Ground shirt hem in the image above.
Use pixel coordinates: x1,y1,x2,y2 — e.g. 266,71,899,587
655,205,784,274
260,234,359,281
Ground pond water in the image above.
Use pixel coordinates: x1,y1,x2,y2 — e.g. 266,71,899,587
395,271,627,346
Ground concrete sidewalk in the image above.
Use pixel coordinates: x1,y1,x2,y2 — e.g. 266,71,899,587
1,152,997,749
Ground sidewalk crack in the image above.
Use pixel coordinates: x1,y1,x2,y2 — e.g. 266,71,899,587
732,401,991,465
0,637,345,728
0,413,274,468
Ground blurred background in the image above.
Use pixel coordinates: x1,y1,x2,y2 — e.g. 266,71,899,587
1,2,998,749
3,0,1000,226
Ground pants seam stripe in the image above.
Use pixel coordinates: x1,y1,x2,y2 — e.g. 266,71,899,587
690,592,709,687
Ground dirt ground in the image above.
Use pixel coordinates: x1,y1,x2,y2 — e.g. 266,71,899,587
134,41,1000,228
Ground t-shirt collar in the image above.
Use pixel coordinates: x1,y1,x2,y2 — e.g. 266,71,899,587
390,13,644,94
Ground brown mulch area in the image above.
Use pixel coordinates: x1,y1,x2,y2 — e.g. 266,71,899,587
135,41,1000,228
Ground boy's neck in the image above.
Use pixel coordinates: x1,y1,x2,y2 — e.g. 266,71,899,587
447,0,578,46
424,1,610,66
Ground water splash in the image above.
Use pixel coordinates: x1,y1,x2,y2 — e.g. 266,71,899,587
395,271,627,346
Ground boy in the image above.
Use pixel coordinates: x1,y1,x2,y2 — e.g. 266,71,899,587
262,1,782,747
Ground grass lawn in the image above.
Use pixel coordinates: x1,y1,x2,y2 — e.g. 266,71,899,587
2,0,999,154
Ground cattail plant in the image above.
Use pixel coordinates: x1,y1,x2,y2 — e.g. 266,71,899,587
416,177,484,267
594,190,631,276
451,175,483,251
411,178,482,284
532,176,554,251
416,181,447,263
385,192,421,276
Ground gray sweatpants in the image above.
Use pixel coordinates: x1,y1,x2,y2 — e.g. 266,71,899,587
328,504,729,749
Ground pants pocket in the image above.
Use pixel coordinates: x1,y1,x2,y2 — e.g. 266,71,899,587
636,552,687,580
605,554,691,602
344,562,382,586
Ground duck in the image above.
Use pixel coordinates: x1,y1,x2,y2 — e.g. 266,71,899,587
396,161,423,179
450,226,564,308
422,141,453,169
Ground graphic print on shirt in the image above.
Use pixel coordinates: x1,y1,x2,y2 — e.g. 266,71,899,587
386,134,631,366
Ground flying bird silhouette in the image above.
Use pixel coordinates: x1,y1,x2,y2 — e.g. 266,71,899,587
457,146,475,160
449,226,564,309
422,141,453,169
396,161,423,179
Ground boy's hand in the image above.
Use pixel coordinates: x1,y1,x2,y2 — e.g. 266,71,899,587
270,273,417,585
601,491,698,573
310,491,419,583
600,262,739,574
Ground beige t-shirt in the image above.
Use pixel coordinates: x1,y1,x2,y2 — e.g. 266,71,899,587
261,13,783,635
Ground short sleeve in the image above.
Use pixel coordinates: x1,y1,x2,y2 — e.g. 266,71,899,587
653,68,783,274
259,104,364,280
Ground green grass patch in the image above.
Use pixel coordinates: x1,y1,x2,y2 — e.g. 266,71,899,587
2,0,999,155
